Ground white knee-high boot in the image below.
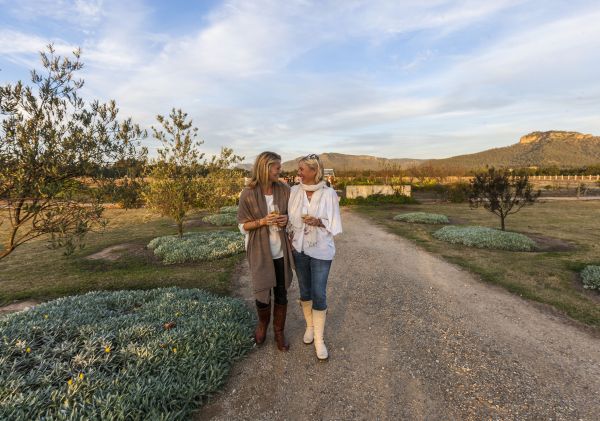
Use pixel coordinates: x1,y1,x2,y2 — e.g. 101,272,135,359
312,309,328,360
300,300,314,344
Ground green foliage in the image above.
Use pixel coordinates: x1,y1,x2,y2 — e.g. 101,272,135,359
148,231,244,265
219,206,239,214
202,213,237,226
581,266,600,290
143,109,243,237
469,167,540,230
433,226,536,251
340,193,417,206
393,212,449,224
0,45,146,259
0,287,254,420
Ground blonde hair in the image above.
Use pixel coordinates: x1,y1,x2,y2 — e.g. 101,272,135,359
248,151,281,189
298,154,323,183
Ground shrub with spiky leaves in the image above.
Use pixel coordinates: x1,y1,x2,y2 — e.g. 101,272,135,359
433,226,536,251
202,213,237,226
581,266,600,290
393,212,449,224
219,206,238,214
148,231,244,264
0,287,254,420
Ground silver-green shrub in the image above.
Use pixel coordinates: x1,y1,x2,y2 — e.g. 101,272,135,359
219,205,239,214
0,287,254,420
148,231,244,264
581,266,600,290
393,212,449,224
202,213,237,226
433,226,536,251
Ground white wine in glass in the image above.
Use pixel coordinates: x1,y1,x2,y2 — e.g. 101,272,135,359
270,204,281,231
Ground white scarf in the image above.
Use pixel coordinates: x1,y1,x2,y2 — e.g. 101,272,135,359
288,181,327,248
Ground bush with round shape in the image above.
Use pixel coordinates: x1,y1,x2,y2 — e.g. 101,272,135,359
202,213,237,226
148,231,244,264
581,266,600,290
0,287,254,420
393,212,449,224
433,226,536,251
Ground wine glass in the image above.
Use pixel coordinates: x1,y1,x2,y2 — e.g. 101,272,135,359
270,204,281,231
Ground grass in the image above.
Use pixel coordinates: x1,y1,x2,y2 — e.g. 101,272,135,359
0,209,244,306
353,200,600,328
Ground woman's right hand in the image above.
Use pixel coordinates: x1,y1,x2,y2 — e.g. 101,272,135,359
264,213,279,226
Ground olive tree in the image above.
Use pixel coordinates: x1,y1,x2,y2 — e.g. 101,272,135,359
469,167,540,231
144,109,243,237
0,45,146,260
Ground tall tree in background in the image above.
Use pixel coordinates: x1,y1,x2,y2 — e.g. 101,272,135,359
469,167,540,231
0,45,146,260
144,108,243,237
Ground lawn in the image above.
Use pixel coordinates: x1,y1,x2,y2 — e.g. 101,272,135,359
353,200,600,328
0,208,244,306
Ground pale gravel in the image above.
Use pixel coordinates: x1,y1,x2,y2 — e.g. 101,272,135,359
195,208,600,420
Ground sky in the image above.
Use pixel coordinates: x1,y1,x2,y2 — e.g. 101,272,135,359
1,0,600,163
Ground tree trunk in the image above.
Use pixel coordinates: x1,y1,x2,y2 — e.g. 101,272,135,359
177,220,184,238
500,214,505,231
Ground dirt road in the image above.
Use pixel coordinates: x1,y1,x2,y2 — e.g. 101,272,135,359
196,209,600,420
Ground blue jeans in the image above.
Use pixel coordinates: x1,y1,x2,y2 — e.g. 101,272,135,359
293,250,332,311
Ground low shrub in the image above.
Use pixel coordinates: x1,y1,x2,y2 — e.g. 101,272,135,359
148,231,244,264
219,205,239,214
581,266,600,290
0,287,254,420
340,193,417,206
202,213,237,226
433,226,536,251
393,212,449,224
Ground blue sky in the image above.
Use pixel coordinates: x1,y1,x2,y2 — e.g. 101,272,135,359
2,0,600,163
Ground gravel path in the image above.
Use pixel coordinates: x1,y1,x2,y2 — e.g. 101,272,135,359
195,209,600,420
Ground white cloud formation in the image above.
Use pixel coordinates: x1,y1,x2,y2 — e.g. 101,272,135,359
2,0,600,161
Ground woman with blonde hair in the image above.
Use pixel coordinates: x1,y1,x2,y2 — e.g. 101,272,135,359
237,151,294,351
287,154,342,360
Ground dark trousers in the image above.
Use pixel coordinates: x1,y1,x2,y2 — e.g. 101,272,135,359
256,257,287,308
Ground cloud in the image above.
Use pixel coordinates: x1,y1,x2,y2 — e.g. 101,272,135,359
3,0,600,161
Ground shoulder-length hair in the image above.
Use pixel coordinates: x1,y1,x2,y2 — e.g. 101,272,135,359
298,154,323,183
248,151,281,189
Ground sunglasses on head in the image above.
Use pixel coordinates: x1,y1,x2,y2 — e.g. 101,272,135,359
304,153,319,160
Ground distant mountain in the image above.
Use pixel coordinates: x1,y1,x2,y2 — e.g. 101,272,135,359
237,131,600,173
427,131,600,169
281,153,423,172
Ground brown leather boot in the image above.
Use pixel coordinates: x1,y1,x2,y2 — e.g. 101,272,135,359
255,303,271,345
272,303,290,351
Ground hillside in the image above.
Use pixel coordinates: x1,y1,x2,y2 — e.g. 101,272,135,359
427,131,600,169
238,131,600,173
281,153,422,172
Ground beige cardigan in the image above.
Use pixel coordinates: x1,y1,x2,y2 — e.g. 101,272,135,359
237,182,294,303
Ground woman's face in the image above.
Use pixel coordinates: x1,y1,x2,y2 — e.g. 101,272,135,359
297,161,317,184
268,161,282,182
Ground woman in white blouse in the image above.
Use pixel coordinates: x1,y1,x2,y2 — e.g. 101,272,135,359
287,154,342,360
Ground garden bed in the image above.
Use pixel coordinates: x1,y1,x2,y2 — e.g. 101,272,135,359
148,231,244,265
393,212,449,224
433,226,536,251
0,287,254,420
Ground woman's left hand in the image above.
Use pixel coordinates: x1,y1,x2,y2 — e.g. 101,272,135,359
276,214,288,227
303,216,321,227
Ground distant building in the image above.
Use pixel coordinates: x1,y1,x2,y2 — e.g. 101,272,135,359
324,168,335,177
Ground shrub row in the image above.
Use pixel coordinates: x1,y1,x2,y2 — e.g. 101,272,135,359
340,193,417,206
